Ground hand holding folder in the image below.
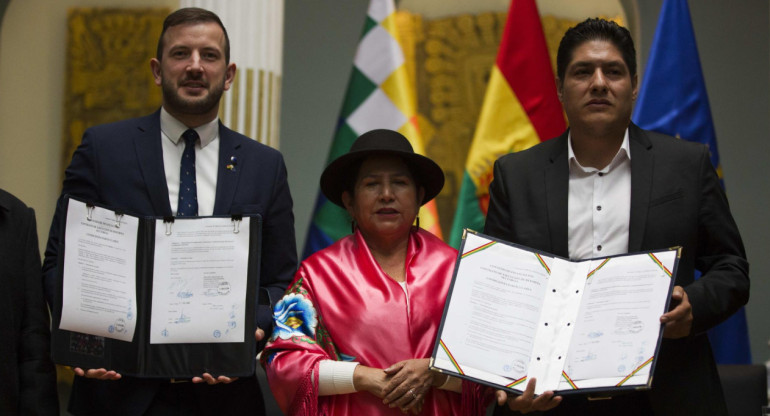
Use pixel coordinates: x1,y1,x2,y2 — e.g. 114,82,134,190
431,230,680,397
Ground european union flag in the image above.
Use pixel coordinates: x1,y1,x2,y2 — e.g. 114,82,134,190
633,0,751,364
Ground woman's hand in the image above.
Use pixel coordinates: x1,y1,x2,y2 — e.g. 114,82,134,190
381,358,435,412
353,365,389,399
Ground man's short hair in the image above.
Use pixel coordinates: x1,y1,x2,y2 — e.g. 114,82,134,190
156,7,231,64
556,18,636,81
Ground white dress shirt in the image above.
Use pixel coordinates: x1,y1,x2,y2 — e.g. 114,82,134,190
160,108,220,216
567,129,632,260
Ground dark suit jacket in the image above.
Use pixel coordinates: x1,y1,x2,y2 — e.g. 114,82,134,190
42,111,298,415
0,189,58,415
485,124,749,415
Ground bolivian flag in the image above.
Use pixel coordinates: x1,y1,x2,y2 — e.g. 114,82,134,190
448,0,566,248
303,0,442,258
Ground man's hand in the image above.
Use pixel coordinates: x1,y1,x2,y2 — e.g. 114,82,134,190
192,373,238,384
191,326,268,385
73,368,121,380
495,378,561,414
660,285,693,339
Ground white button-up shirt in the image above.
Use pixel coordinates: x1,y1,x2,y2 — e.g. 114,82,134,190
567,130,632,260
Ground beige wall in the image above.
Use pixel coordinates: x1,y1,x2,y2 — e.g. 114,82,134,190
0,0,177,248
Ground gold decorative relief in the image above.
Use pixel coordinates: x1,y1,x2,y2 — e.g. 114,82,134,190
396,10,506,235
541,14,625,75
64,8,169,175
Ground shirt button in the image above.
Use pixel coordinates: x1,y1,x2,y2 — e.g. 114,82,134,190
596,205,602,211
598,172,604,177
597,245,603,251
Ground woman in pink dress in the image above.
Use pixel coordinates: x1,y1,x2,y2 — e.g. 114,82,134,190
263,129,459,415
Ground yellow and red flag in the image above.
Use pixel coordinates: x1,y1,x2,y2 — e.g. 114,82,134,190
449,0,566,247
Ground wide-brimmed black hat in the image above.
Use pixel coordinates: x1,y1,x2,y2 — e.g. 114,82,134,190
320,129,444,208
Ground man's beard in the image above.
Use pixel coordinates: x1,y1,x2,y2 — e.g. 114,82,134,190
162,76,225,116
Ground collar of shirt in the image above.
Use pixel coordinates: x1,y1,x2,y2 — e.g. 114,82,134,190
567,128,631,176
160,107,219,147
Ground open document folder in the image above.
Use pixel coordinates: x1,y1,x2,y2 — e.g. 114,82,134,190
431,230,679,396
51,197,262,378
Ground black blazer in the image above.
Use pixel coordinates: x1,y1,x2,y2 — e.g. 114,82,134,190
0,189,58,415
485,123,749,415
42,111,298,415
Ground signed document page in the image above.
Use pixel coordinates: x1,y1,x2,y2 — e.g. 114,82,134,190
60,199,138,342
432,230,678,395
561,251,677,389
433,232,550,386
150,217,250,344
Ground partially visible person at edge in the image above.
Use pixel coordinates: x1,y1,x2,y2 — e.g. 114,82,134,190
484,18,749,416
42,7,296,414
259,129,561,415
0,189,58,415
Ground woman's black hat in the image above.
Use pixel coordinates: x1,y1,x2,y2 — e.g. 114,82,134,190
320,129,444,208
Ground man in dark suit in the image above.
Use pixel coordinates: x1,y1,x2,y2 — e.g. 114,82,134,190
0,189,58,415
42,8,297,415
485,18,748,415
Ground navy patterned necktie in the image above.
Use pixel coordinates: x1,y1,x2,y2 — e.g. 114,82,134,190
177,129,199,217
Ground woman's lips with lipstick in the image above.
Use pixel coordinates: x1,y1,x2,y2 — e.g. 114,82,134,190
377,207,399,215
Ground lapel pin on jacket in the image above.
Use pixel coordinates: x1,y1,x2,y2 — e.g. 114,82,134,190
226,156,237,172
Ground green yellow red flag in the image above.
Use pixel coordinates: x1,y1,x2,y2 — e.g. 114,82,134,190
304,0,442,258
449,0,566,247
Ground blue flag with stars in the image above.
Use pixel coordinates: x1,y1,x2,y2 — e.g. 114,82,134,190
633,0,751,364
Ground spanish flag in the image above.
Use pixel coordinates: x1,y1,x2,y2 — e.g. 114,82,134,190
303,0,442,258
448,0,566,248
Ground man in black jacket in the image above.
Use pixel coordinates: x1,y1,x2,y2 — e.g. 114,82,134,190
0,188,58,415
486,18,748,415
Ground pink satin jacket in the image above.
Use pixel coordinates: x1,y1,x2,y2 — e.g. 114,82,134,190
262,228,462,415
